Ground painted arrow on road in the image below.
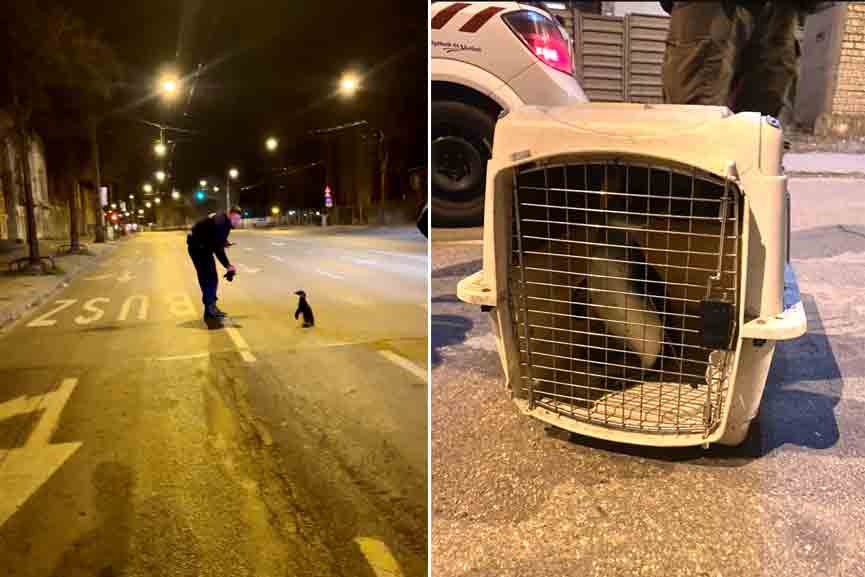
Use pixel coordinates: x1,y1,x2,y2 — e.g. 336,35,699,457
117,271,134,283
0,378,81,528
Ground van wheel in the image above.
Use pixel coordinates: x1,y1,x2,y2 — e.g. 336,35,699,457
432,101,494,227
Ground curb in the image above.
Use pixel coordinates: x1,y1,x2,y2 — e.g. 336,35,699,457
786,171,865,179
0,242,119,333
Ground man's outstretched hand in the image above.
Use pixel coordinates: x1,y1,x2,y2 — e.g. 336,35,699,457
224,265,237,282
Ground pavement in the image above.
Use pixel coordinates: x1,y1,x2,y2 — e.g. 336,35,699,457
0,238,118,330
430,167,865,576
0,225,428,577
783,152,865,177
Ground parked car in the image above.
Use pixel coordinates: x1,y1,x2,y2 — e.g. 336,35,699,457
431,1,588,226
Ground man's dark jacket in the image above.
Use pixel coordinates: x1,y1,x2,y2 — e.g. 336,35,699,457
188,213,233,268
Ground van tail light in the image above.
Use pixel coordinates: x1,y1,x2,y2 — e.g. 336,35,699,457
503,10,573,75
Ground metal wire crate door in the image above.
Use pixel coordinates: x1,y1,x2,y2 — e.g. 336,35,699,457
510,159,740,436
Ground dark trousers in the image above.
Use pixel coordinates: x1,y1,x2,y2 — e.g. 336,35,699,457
187,244,218,306
662,1,801,125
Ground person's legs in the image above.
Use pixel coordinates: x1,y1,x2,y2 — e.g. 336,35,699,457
731,1,801,125
662,1,753,106
188,245,218,310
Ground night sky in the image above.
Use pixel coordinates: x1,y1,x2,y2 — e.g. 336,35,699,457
61,0,428,203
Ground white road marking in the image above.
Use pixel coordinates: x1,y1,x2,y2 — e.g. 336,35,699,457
167,293,196,318
118,295,149,321
268,255,285,262
27,378,78,447
243,247,253,252
378,350,427,382
316,269,344,280
225,326,256,363
237,264,261,274
0,378,82,527
74,298,110,325
117,271,134,283
82,274,113,281
271,241,286,247
354,537,404,577
350,258,379,267
27,300,78,328
155,352,211,361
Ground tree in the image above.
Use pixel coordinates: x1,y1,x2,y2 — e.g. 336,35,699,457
0,1,121,268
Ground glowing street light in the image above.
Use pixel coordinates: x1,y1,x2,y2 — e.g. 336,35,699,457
154,197,161,205
145,201,152,208
339,72,359,97
199,179,208,188
265,137,278,152
213,186,220,192
271,206,280,215
228,168,239,180
138,209,145,215
155,170,166,182
142,183,153,194
159,74,179,100
154,142,167,157
110,203,117,210
171,190,180,200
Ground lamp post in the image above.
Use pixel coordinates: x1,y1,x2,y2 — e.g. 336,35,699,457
227,168,239,211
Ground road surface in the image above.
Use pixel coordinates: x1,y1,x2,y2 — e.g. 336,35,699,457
431,177,865,577
0,226,428,577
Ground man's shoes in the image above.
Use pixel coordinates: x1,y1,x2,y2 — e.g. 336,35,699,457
212,305,228,317
205,304,226,319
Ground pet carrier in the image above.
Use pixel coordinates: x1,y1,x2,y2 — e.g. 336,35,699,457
458,103,807,447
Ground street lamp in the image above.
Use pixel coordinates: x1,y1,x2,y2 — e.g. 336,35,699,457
171,190,180,200
142,183,153,194
154,142,167,157
110,203,117,210
159,74,179,100
199,179,208,188
213,185,220,192
138,209,145,215
155,170,166,183
338,72,359,97
271,206,280,215
154,197,161,205
265,137,278,152
145,201,152,208
226,168,239,210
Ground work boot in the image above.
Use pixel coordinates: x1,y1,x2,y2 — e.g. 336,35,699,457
212,304,228,317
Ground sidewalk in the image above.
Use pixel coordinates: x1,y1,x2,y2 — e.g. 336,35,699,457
783,152,865,177
0,238,119,331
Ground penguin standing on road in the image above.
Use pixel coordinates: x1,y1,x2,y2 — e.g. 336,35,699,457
294,290,315,328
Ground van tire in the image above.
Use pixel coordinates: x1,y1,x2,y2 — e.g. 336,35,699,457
431,101,495,227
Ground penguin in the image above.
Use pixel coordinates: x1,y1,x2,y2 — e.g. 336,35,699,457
294,290,314,328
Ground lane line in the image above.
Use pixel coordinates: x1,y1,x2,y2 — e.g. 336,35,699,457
225,326,257,363
316,269,344,280
378,351,427,382
268,255,285,262
354,537,404,577
155,352,211,362
350,258,379,267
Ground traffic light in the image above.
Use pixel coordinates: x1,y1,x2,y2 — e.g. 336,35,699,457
196,190,206,202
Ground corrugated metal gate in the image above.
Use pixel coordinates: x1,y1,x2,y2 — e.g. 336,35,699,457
570,13,670,103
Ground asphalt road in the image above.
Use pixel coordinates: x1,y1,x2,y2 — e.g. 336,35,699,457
431,177,865,577
0,226,428,577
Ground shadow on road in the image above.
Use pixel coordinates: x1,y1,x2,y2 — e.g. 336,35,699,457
431,259,482,279
558,293,846,466
431,314,473,367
